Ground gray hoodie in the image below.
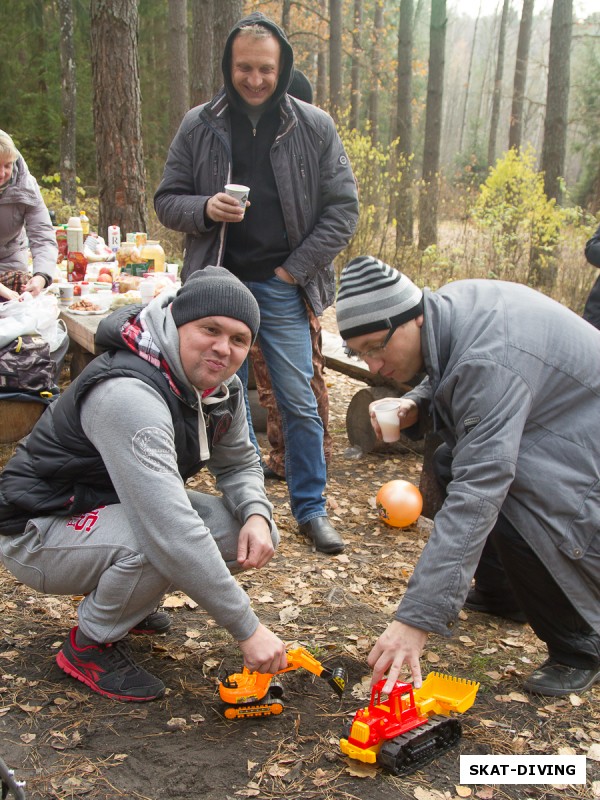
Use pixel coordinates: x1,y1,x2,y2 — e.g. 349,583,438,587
77,291,272,641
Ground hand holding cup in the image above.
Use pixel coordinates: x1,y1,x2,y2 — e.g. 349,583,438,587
369,397,420,442
206,185,251,223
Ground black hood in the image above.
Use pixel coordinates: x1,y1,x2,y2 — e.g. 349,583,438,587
221,11,294,114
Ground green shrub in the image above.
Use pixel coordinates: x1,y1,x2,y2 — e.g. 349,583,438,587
471,147,568,288
39,173,98,230
336,122,410,271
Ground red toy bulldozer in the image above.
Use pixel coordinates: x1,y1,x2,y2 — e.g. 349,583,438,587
340,672,480,776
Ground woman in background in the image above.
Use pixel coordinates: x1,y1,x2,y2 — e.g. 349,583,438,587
0,130,57,300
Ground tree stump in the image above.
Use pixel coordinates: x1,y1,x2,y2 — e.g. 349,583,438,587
419,431,445,520
345,385,443,521
0,400,46,444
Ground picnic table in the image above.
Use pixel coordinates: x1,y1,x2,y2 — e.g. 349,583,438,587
59,307,108,379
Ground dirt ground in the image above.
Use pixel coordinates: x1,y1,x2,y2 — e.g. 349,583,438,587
0,309,598,800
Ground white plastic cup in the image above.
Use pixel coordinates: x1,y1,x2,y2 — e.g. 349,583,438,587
58,283,74,302
224,183,250,215
139,277,156,305
373,399,402,443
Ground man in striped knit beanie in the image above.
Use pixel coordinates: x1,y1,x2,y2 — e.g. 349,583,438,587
335,255,600,699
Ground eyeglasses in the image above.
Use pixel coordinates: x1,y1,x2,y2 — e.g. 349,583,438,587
344,324,398,362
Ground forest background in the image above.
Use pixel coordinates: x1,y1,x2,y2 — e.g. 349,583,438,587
1,0,599,315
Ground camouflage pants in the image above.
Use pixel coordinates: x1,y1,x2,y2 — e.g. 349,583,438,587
0,270,27,293
251,306,332,477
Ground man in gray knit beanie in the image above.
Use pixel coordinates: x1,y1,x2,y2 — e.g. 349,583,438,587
335,254,600,700
0,261,288,703
171,266,260,341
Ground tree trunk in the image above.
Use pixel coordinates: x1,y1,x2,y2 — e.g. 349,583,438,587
394,0,414,247
350,0,362,130
368,0,384,142
58,0,77,205
418,0,446,251
282,0,292,31
90,0,147,240
190,0,213,106
213,0,242,94
541,0,573,204
168,0,189,139
508,0,534,152
329,0,343,118
317,0,328,107
458,1,481,154
487,0,510,167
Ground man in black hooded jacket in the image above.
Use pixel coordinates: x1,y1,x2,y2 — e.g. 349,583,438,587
155,12,359,555
583,223,600,329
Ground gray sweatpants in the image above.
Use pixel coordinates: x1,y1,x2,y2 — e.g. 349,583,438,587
0,490,276,643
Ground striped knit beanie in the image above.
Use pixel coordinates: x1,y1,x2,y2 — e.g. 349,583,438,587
336,256,423,340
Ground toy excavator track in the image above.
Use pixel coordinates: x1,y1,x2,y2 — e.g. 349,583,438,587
377,715,462,777
223,690,284,720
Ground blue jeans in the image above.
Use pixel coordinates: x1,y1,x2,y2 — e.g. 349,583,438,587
237,276,327,524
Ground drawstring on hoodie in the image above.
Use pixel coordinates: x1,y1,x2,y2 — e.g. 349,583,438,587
194,385,230,461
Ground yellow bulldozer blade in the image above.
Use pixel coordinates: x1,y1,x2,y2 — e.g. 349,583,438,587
413,672,480,717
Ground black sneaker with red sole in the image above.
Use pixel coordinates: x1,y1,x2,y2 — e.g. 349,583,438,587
56,627,165,702
129,610,172,636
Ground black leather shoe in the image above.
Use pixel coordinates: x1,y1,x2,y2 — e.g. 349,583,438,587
464,587,527,624
298,516,345,554
523,659,600,697
263,464,286,482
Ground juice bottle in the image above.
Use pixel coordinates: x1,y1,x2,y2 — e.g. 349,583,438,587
108,225,121,251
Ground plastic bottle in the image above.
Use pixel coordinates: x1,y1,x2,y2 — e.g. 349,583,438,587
79,210,90,236
66,215,84,253
140,240,165,272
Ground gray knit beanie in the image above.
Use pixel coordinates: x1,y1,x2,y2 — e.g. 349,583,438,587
171,266,260,340
336,256,423,340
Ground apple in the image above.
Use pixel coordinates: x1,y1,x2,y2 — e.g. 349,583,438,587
97,273,113,284
98,267,113,277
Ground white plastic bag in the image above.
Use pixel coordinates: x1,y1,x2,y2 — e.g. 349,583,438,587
0,293,61,350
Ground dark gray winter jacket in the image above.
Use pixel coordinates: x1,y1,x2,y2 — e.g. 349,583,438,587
154,12,358,315
397,280,600,638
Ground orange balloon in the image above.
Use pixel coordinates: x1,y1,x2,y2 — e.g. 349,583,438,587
376,480,423,528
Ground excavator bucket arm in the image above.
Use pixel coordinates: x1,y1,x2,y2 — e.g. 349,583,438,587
277,647,347,697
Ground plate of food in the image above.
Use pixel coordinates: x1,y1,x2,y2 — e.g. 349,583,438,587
68,299,106,315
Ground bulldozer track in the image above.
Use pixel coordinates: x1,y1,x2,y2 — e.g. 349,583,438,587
378,715,462,776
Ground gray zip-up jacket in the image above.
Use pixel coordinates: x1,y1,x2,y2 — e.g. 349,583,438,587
154,13,358,315
396,280,600,637
0,155,57,283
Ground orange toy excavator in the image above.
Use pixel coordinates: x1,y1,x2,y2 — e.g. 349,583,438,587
219,646,347,719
